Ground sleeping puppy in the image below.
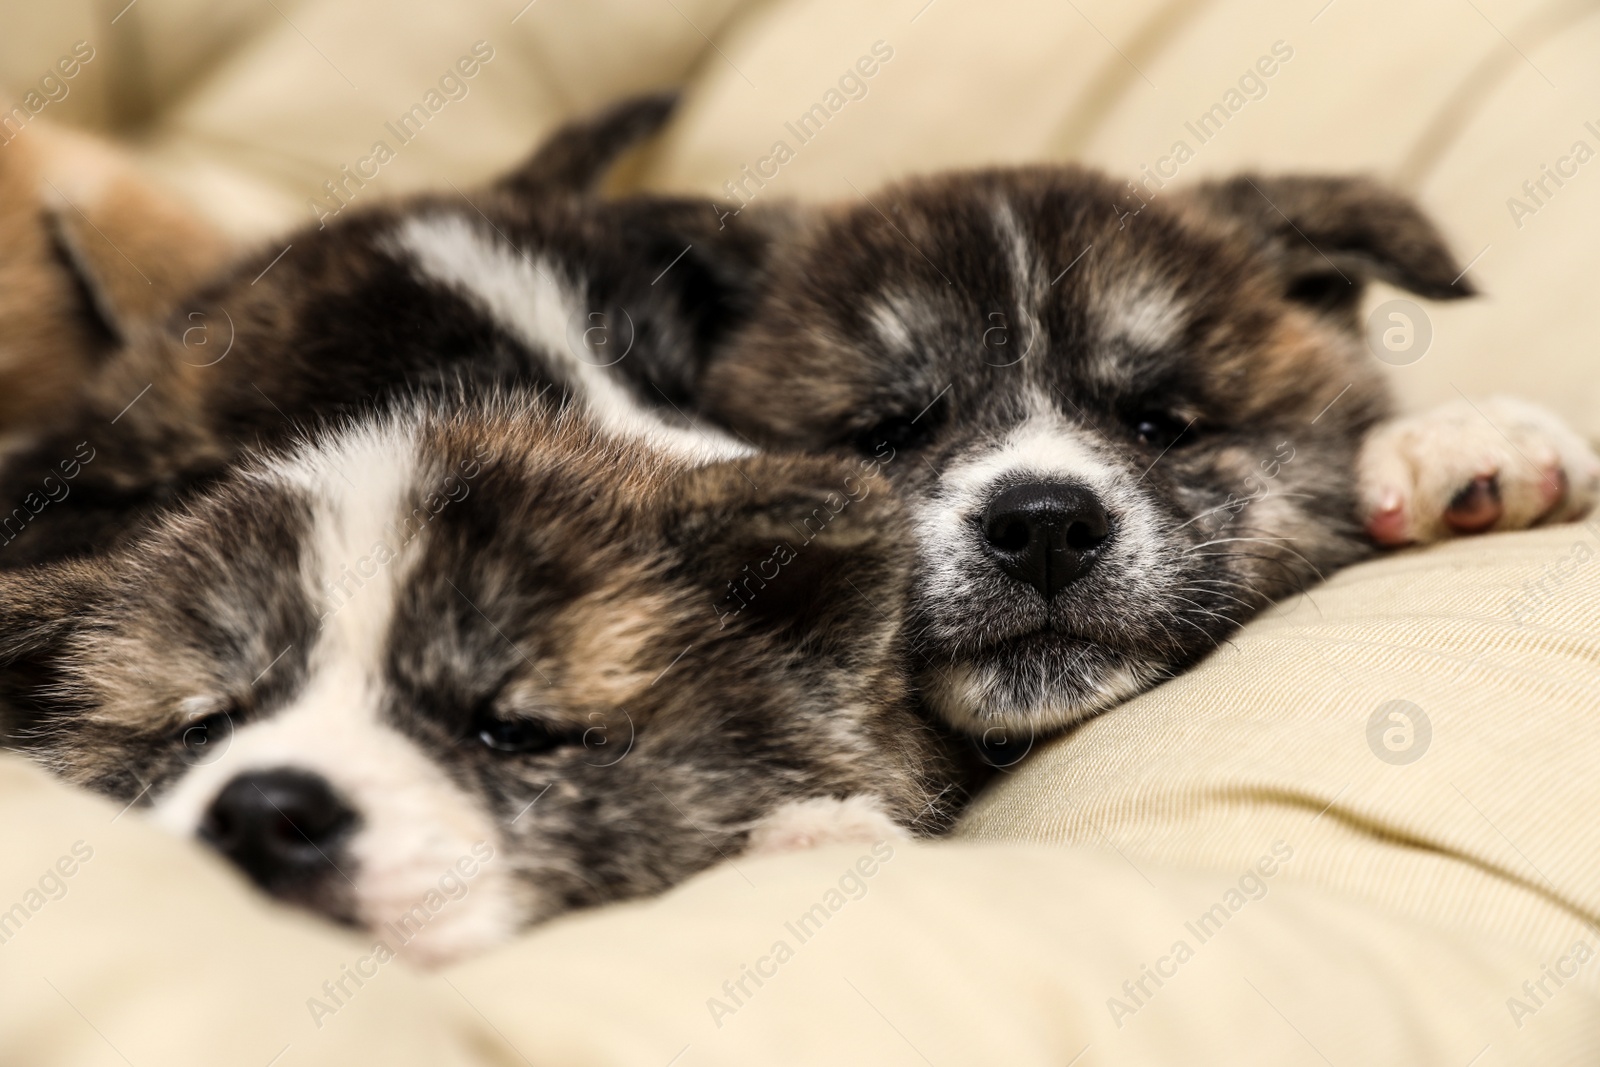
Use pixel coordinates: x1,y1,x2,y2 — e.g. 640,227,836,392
0,394,968,965
702,169,1600,734
0,97,970,962
0,94,773,569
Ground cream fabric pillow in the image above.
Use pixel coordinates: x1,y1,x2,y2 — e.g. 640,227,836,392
442,837,1600,1066
962,522,1600,990
0,755,482,1067
3,750,1597,1067
3,1,1600,1063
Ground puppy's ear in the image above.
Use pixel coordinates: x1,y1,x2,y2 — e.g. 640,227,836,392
44,204,127,350
1178,174,1474,315
664,455,906,646
32,128,232,345
0,558,105,740
590,201,793,410
498,91,679,196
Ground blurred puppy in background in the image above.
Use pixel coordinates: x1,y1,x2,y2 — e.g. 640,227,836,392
0,95,776,570
0,122,230,458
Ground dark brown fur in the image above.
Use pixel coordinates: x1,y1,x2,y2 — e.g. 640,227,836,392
702,166,1472,732
0,395,975,955
0,96,779,568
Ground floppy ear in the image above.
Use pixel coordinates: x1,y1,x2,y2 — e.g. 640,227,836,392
42,203,134,349
0,126,228,446
664,454,908,649
1177,174,1474,317
33,131,231,345
0,559,104,741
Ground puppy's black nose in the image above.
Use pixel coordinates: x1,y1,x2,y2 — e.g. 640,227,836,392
981,481,1111,598
199,769,357,893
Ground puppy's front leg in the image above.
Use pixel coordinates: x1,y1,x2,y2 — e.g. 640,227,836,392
744,795,910,856
1358,396,1600,546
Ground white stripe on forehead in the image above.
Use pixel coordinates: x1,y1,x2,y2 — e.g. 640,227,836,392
992,199,1045,298
1101,276,1186,352
991,199,1045,360
389,214,749,464
276,416,423,668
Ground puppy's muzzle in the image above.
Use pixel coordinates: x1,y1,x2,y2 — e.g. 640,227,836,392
981,481,1111,598
199,768,358,899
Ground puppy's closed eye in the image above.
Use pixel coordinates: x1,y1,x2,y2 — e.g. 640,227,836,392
850,393,949,456
853,413,933,456
174,707,236,760
471,706,584,756
1126,411,1197,451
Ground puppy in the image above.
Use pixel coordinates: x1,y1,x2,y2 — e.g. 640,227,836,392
702,169,1600,734
0,122,230,456
0,394,968,965
0,98,972,959
0,94,774,568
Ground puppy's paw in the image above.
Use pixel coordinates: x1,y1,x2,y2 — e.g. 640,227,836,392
744,795,908,857
1358,396,1600,546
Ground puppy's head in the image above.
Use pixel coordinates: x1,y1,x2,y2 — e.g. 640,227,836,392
705,168,1471,732
0,398,928,964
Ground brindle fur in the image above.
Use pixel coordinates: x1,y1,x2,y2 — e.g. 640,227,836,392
0,94,777,567
0,100,980,951
702,166,1473,732
0,396,974,945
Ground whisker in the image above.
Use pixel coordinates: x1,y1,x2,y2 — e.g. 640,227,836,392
1170,501,1244,533
1168,489,1320,535
1183,535,1300,554
1167,595,1238,627
1174,585,1258,611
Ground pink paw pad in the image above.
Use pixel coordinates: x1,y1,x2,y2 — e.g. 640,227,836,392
1444,475,1502,533
1365,491,1410,546
1533,464,1568,514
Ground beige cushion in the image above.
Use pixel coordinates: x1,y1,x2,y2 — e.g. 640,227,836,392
445,837,1599,1065
0,755,482,1067
3,751,1597,1066
4,1,1600,1063
963,521,1600,973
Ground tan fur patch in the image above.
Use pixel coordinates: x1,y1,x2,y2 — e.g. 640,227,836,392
550,583,682,714
0,123,229,441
